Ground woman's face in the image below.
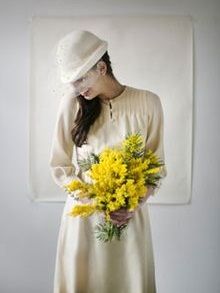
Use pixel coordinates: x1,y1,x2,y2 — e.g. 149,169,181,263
80,73,101,100
81,80,104,100
70,61,105,100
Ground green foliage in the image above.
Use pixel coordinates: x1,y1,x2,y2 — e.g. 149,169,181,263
78,153,100,172
94,221,129,243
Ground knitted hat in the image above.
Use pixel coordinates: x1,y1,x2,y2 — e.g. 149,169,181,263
56,30,108,84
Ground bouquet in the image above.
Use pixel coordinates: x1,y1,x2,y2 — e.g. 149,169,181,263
63,131,165,243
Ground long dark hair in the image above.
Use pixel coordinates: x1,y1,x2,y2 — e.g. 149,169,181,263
71,51,116,147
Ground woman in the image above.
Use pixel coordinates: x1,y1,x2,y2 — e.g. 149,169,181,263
49,30,167,293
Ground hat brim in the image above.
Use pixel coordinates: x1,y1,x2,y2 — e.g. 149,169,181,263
60,41,108,84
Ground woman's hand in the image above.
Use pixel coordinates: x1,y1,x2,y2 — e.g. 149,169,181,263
137,185,155,208
109,207,135,226
109,185,155,226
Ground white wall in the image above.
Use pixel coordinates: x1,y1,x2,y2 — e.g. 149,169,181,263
0,0,219,292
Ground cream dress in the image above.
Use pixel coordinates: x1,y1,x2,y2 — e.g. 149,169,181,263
49,85,167,293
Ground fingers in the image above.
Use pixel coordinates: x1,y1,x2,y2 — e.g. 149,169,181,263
110,216,130,226
110,217,128,226
109,209,135,226
110,213,133,221
110,210,134,219
138,186,155,207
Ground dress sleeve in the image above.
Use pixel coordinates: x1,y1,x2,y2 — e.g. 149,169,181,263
145,93,167,194
49,94,82,189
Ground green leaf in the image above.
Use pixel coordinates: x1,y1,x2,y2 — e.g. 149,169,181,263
93,221,128,243
78,152,100,172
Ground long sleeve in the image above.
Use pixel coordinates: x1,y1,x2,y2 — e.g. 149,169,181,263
49,94,82,189
145,93,167,193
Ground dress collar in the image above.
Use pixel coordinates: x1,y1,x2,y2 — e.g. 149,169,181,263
99,85,128,105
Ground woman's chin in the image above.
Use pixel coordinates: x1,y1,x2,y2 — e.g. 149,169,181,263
81,89,94,99
83,95,95,100
83,91,96,100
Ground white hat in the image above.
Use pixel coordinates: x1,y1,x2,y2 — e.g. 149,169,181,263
56,30,108,84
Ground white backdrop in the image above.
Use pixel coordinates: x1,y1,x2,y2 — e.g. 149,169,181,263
28,15,193,203
1,0,219,292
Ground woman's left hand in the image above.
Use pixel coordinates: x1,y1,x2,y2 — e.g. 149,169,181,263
137,185,155,208
109,207,135,226
109,185,155,226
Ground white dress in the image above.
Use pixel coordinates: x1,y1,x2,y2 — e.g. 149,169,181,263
49,85,167,293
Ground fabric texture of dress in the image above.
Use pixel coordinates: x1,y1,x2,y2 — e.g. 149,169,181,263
49,85,167,293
